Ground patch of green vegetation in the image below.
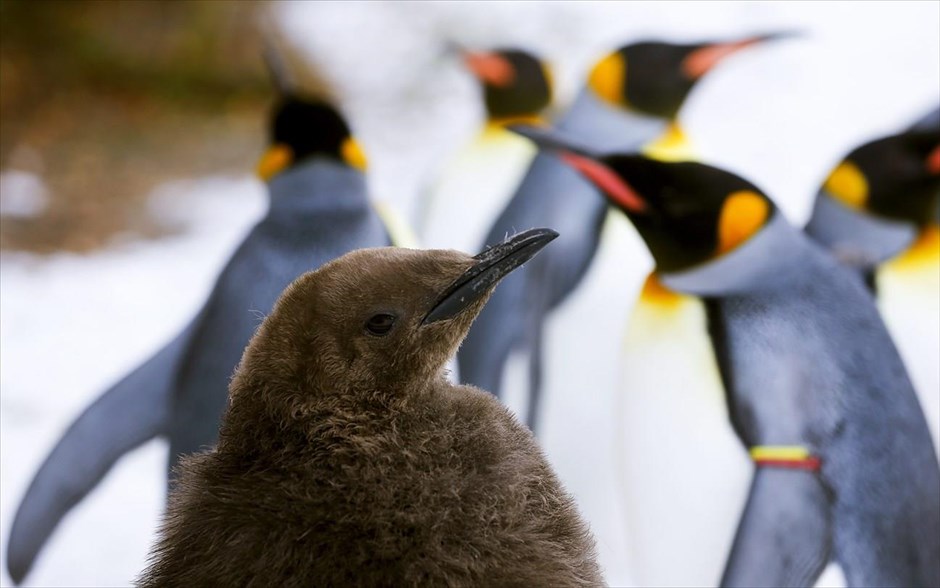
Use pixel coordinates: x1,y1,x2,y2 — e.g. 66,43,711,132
0,0,277,253
0,0,269,108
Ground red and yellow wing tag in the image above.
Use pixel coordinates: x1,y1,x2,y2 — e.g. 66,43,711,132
750,445,821,471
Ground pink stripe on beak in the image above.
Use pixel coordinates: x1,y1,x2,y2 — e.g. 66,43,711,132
560,153,648,213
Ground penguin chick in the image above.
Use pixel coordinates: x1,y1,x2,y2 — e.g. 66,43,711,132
514,125,940,587
458,33,795,431
137,230,605,588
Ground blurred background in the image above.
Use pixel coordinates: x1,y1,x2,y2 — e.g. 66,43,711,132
1,1,937,586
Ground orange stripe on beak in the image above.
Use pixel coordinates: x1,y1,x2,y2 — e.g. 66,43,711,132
682,38,759,79
560,152,647,213
464,52,516,87
927,144,940,175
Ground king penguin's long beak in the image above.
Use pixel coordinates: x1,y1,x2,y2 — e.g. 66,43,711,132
509,125,649,213
682,30,803,79
506,125,598,158
422,228,559,324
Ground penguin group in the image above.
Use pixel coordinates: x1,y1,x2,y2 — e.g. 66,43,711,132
6,11,939,588
515,126,939,586
459,33,791,430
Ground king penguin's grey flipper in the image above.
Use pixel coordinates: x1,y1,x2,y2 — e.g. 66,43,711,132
721,468,832,588
5,321,197,584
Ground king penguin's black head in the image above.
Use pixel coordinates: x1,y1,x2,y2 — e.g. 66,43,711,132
594,157,774,272
588,33,793,119
822,129,940,227
462,48,553,122
256,96,367,181
510,125,774,273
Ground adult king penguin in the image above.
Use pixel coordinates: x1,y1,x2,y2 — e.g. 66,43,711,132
6,74,391,584
418,47,553,253
458,33,792,430
137,230,605,587
804,118,940,455
514,125,940,588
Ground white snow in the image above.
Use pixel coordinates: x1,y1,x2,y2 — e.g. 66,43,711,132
0,173,49,219
1,1,938,586
1,177,265,587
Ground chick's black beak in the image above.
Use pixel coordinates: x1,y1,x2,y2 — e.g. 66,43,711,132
422,228,558,324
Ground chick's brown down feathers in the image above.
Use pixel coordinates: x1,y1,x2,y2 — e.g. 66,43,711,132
138,245,603,587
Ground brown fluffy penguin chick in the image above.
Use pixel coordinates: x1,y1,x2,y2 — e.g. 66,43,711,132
137,230,604,588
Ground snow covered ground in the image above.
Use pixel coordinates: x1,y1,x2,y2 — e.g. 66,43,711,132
1,2,938,586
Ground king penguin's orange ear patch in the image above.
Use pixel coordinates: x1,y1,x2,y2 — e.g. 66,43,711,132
716,190,769,255
257,144,294,181
824,161,868,209
341,138,368,171
588,52,626,106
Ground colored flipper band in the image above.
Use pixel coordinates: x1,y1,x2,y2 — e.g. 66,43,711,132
750,445,821,471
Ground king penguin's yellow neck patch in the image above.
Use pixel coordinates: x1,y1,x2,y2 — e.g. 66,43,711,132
888,224,940,270
639,273,684,308
486,114,547,130
642,122,695,162
372,201,419,249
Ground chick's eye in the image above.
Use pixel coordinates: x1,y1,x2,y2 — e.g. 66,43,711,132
365,313,396,336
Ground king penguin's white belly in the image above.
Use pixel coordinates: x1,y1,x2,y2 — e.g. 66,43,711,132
419,125,536,252
617,276,750,587
876,227,940,458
